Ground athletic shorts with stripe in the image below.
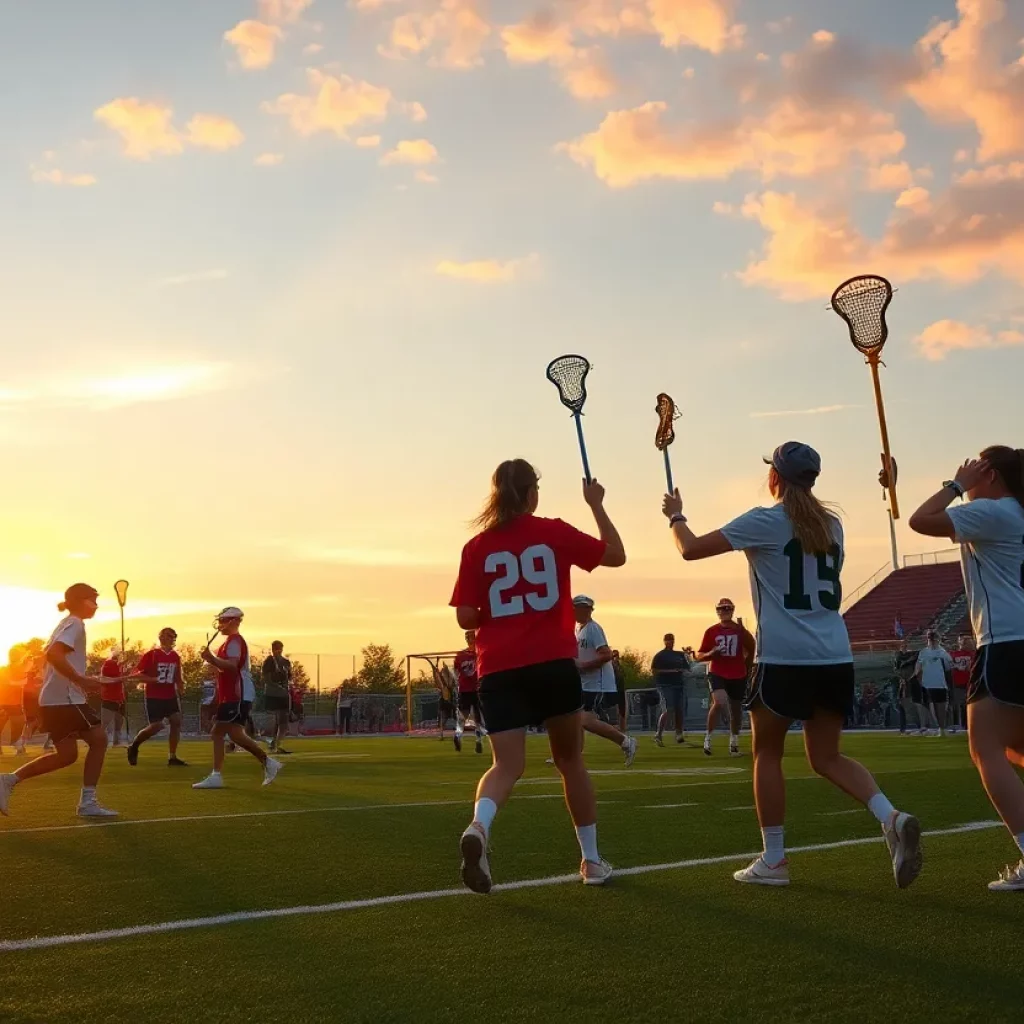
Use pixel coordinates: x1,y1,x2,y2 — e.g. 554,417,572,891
744,663,854,721
967,641,1024,708
215,700,253,724
40,703,101,744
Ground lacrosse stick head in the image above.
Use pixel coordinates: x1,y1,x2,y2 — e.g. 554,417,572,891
655,393,679,451
830,275,893,356
546,354,591,415
114,579,129,608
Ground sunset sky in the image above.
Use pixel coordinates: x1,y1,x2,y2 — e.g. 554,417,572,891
2,0,1022,676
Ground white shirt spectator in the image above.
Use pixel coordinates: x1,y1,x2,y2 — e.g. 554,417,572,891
916,646,953,690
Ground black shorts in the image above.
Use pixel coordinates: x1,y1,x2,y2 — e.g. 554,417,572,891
40,704,100,744
458,692,482,719
709,674,746,702
265,694,289,713
923,687,947,705
438,698,455,720
216,700,253,724
968,641,1024,708
146,697,180,723
582,690,615,715
908,681,924,705
479,659,582,735
22,697,40,723
745,663,854,721
101,700,126,714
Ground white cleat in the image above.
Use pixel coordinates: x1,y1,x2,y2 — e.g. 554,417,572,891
729,745,743,758
581,858,613,886
0,773,16,816
192,773,224,790
77,800,118,818
622,735,638,767
460,823,492,894
883,811,923,889
988,860,1024,892
703,740,713,757
733,856,790,887
653,734,664,748
262,757,283,786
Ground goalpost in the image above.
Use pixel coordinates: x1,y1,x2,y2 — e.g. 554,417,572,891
405,650,464,735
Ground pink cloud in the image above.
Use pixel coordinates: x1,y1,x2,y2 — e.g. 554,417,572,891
224,20,283,69
915,319,1024,360
263,70,392,138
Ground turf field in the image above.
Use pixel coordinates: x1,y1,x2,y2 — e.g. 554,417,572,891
0,732,1021,1024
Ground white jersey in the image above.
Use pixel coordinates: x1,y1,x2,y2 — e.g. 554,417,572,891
948,497,1024,647
575,619,616,693
721,504,852,665
40,615,88,706
916,646,952,690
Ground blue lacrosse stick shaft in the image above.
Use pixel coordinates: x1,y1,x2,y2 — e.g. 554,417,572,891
573,413,592,484
663,447,674,495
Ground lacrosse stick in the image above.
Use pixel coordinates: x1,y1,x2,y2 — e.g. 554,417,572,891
830,274,900,520
655,393,680,495
546,354,593,484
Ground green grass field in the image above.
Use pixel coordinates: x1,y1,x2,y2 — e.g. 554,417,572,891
0,731,1021,1024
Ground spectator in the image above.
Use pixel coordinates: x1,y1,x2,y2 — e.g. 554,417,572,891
949,638,972,734
261,642,292,755
651,633,690,746
915,631,953,736
893,642,927,735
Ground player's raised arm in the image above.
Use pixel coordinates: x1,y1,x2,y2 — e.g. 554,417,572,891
661,489,734,561
582,479,626,567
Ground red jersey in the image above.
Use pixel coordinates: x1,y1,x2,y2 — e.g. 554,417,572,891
450,515,606,678
136,648,182,700
454,649,479,693
100,657,125,702
216,635,250,704
701,623,750,681
950,650,972,688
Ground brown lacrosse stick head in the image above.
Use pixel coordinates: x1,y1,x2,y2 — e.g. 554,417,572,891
655,393,678,451
830,274,893,356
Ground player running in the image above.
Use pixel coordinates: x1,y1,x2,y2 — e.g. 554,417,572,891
0,584,119,817
99,646,128,747
909,446,1024,891
663,442,921,889
452,459,626,892
127,628,188,767
454,630,485,754
193,607,282,790
695,599,754,757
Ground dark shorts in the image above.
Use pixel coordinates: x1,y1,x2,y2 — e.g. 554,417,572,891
40,703,100,744
582,690,615,715
438,698,455,721
216,700,253,724
146,697,180,723
709,674,746,702
745,663,855,721
968,641,1024,708
22,696,40,722
908,681,924,705
101,700,126,714
265,694,289,713
479,659,582,735
923,687,947,705
458,692,482,720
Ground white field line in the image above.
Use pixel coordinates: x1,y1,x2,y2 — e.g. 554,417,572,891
642,803,699,809
820,810,864,816
0,821,1002,953
722,805,756,812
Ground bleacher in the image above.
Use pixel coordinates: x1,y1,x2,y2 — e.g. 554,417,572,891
843,558,964,647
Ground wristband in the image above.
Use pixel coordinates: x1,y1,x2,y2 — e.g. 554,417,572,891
669,514,687,527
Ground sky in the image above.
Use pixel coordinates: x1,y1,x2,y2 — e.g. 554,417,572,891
1,0,1023,675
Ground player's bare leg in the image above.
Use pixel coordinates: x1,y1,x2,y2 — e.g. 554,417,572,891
728,698,743,755
581,710,637,765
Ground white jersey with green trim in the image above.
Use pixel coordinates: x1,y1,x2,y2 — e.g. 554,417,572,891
947,497,1024,647
721,504,851,666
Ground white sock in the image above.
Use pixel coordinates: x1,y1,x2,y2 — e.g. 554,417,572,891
81,786,96,803
473,797,498,835
576,823,600,863
761,825,785,865
867,792,896,826
704,731,712,744
730,734,739,746
210,769,222,777
1015,832,1024,858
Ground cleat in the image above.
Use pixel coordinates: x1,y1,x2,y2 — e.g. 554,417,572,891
77,800,118,818
192,773,224,790
988,861,1024,892
884,812,923,889
262,757,283,786
167,756,188,767
733,856,790,887
126,743,139,767
581,858,613,886
622,735,637,767
703,740,713,757
654,734,664,748
675,735,687,745
460,823,492,894
730,746,743,758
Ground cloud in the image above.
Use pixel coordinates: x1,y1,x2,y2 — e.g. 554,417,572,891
865,161,914,191
560,50,616,98
434,254,538,282
646,0,745,53
379,0,490,69
915,319,1024,360
404,100,428,121
254,151,285,165
303,42,324,55
380,138,439,165
264,70,392,138
155,269,229,288
94,98,183,159
30,168,97,187
355,134,381,147
185,114,245,150
224,19,283,69
749,404,860,418
415,169,439,183
258,0,313,23
501,14,576,64
893,185,931,211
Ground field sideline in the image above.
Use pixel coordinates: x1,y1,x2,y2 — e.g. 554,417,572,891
0,733,1021,1024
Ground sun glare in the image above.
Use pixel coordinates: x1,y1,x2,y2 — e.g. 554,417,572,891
0,586,59,666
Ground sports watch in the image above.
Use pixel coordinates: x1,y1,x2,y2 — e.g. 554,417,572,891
943,480,965,499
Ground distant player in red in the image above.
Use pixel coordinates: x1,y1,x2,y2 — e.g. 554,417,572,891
127,628,188,767
696,599,755,757
949,639,972,734
453,630,485,755
451,459,626,893
99,647,128,747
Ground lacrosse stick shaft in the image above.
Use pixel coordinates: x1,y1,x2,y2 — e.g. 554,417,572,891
663,447,674,495
867,356,900,520
573,414,593,485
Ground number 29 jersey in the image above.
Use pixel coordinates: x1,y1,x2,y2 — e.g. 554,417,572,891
721,504,852,666
450,515,607,679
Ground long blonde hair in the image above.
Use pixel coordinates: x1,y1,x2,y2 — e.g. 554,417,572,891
770,469,840,555
473,459,538,532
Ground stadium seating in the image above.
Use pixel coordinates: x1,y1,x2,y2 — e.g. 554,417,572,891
843,562,964,645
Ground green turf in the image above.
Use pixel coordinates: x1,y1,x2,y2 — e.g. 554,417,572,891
0,732,1021,1023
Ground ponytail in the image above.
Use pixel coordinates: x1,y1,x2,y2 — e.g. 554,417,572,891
473,459,539,532
57,601,68,612
781,483,841,555
981,445,1024,511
